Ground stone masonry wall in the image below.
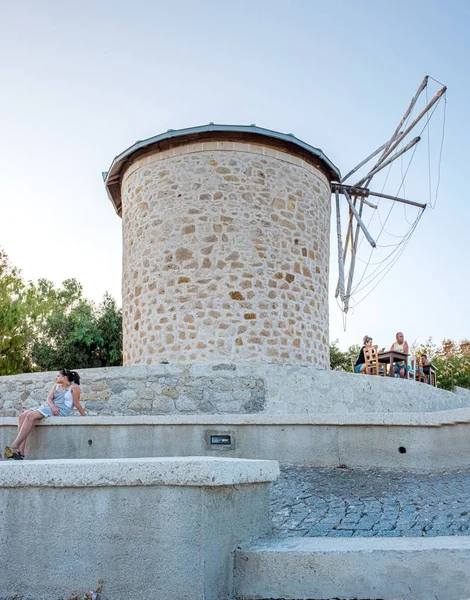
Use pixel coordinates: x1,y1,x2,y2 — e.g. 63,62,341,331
1,365,470,417
121,141,331,367
0,365,266,417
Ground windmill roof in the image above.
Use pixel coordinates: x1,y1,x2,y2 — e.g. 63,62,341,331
103,123,341,215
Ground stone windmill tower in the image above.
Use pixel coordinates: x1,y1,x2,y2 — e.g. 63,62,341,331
103,124,340,369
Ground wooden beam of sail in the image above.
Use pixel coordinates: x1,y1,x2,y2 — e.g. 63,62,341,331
336,140,390,296
345,200,355,254
334,192,359,299
342,188,376,248
334,76,445,314
334,191,376,299
343,199,364,313
335,199,355,299
367,190,427,210
357,197,377,209
340,142,388,183
360,76,428,185
354,79,441,190
353,137,420,189
335,191,346,302
375,85,446,168
379,75,429,159
332,185,378,209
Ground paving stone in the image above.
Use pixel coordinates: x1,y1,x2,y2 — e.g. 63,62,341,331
270,465,470,538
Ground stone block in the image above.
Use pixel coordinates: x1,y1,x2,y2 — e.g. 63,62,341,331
0,457,278,600
235,536,470,600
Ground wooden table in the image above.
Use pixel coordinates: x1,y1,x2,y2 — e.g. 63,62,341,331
378,350,409,379
423,363,437,387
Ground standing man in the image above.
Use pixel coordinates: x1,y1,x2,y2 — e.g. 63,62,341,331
390,332,409,378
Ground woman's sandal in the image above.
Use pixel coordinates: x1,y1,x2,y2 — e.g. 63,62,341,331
4,446,23,460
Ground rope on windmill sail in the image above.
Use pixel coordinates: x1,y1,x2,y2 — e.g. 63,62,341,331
344,193,424,299
342,226,412,309
338,78,446,315
415,94,445,209
346,211,423,308
344,179,422,307
350,225,417,297
431,93,446,209
426,85,433,208
365,139,419,246
355,236,405,261
351,213,422,296
345,81,426,256
346,229,418,309
354,162,392,255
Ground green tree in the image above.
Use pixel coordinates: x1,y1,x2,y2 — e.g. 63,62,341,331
0,249,122,374
433,340,469,391
30,284,122,371
330,340,361,372
0,250,37,374
95,293,123,367
410,338,470,391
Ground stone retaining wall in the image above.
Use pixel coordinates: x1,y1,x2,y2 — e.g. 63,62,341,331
1,364,469,417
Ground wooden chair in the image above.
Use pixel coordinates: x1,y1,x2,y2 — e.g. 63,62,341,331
415,355,427,383
380,361,387,377
363,345,385,376
408,356,417,381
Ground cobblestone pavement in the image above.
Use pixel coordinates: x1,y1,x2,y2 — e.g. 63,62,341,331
270,465,470,538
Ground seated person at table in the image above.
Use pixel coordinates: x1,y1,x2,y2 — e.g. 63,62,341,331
420,354,430,383
390,331,409,378
409,355,426,381
355,335,373,373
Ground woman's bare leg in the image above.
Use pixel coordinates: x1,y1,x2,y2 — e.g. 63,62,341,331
11,410,44,450
16,412,28,455
18,438,27,456
17,411,27,430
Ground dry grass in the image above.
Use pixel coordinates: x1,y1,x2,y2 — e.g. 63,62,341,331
66,579,104,600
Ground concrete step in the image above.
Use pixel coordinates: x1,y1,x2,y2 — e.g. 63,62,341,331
235,536,470,600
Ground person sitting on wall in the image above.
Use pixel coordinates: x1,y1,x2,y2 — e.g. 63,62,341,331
390,332,409,378
355,335,373,374
4,369,86,460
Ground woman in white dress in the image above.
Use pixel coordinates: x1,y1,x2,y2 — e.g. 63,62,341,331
4,368,86,460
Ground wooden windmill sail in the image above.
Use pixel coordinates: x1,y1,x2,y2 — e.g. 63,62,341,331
333,75,447,315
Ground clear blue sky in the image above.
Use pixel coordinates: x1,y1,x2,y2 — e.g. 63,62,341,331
0,0,468,350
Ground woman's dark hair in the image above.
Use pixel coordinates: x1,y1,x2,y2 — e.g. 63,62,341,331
362,335,372,345
60,369,81,385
